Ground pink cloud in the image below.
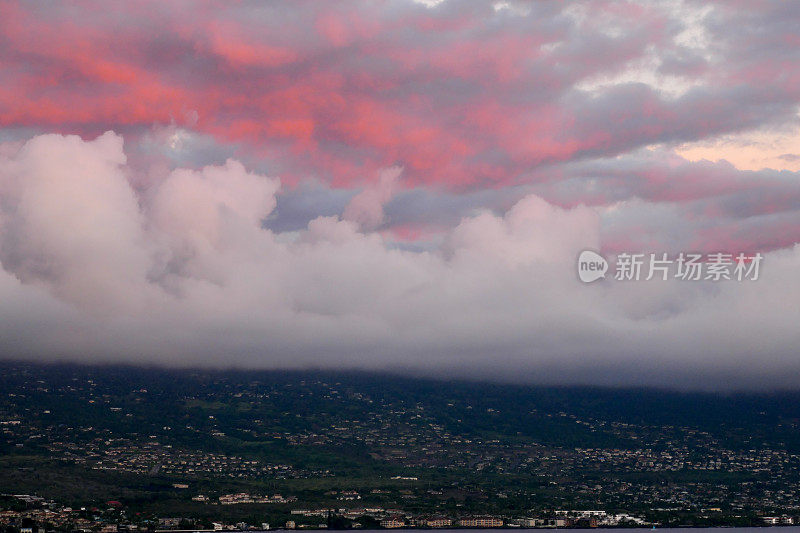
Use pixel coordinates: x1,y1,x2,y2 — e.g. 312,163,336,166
0,1,798,257
3,1,796,192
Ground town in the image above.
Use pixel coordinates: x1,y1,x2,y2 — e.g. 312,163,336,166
0,492,654,532
2,364,800,531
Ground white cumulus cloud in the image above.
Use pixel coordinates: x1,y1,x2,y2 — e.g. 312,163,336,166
0,132,797,390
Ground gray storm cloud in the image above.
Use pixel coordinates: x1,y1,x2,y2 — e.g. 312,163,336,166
0,131,798,390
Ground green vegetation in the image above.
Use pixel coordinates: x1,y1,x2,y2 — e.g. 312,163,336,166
2,363,800,527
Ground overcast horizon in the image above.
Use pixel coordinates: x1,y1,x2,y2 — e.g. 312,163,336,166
0,1,799,390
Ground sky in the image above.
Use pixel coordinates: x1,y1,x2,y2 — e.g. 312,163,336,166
0,0,799,389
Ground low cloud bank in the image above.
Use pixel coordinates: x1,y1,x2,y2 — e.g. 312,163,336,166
0,132,798,390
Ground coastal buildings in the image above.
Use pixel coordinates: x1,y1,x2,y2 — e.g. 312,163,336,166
458,517,505,527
